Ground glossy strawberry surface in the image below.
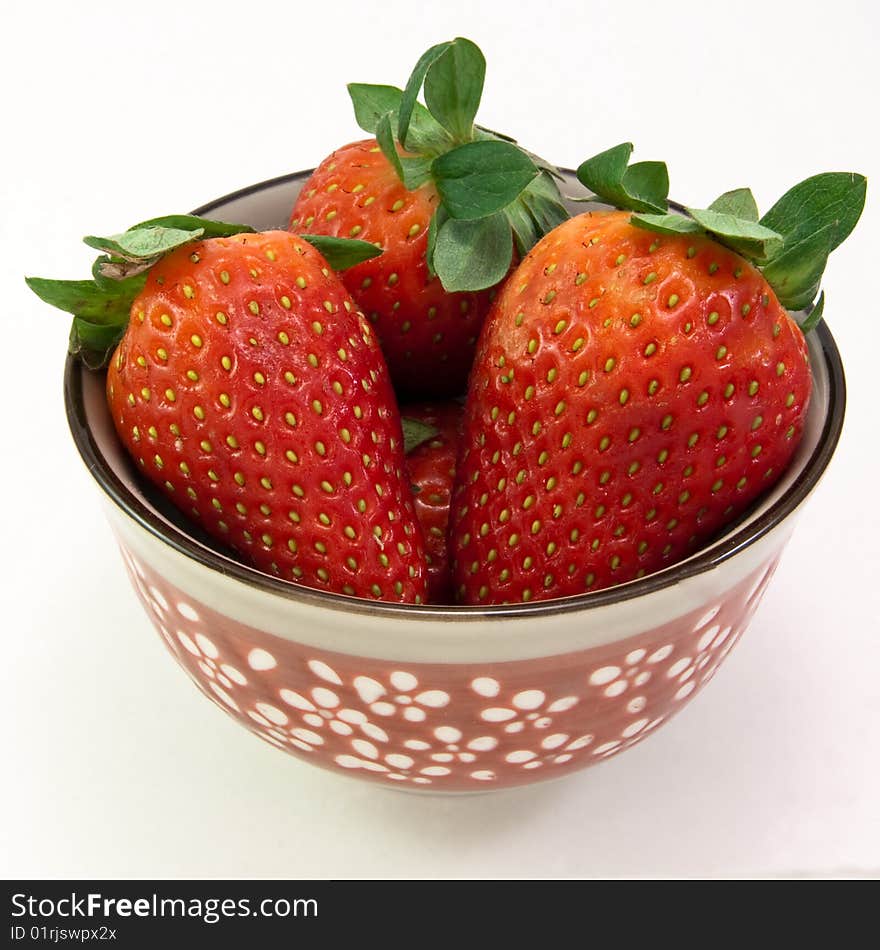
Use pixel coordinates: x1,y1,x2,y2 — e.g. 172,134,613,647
402,401,463,603
106,230,428,603
449,211,811,605
289,139,497,398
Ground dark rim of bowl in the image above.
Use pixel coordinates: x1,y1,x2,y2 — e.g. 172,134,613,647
63,170,847,621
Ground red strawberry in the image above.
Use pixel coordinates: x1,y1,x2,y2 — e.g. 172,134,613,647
448,142,865,606
290,140,495,398
32,222,428,603
289,37,568,398
402,402,463,603
449,210,813,604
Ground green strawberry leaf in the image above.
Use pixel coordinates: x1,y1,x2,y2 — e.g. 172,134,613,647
761,223,835,311
25,274,146,323
426,205,449,279
709,188,759,221
130,215,255,238
432,140,539,220
347,84,451,154
69,317,127,369
433,213,512,292
398,41,453,149
685,207,783,263
401,156,434,191
349,83,405,131
502,171,570,258
423,37,485,144
375,112,433,190
28,271,144,367
300,234,383,270
623,161,670,210
799,290,825,332
633,202,783,264
376,111,405,178
576,143,669,214
84,226,202,261
504,195,538,257
758,173,865,317
519,172,571,236
630,212,702,236
402,417,440,454
28,271,146,366
579,140,865,327
353,38,565,291
760,172,867,255
83,216,254,263
30,213,257,366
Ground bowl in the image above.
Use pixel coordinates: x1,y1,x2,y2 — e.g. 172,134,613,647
64,170,846,792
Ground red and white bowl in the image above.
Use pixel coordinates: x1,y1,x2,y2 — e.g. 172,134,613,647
64,171,846,793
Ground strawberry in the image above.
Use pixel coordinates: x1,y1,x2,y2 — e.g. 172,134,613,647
449,148,865,604
289,37,567,398
29,218,429,603
290,140,494,398
402,402,463,603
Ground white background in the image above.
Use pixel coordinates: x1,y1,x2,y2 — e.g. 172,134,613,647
2,0,878,879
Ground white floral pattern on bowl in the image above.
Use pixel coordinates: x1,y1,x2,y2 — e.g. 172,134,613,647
119,542,778,790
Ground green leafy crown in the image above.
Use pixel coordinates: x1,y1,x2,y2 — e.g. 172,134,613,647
347,37,568,293
26,216,382,367
576,142,867,331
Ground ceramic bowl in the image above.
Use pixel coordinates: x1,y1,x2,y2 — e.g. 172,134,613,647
64,170,845,792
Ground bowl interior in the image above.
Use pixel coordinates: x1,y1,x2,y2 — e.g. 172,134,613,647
65,169,846,618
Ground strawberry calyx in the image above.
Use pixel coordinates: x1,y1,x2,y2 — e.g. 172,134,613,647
26,215,383,368
401,417,439,454
347,37,568,293
576,142,867,328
